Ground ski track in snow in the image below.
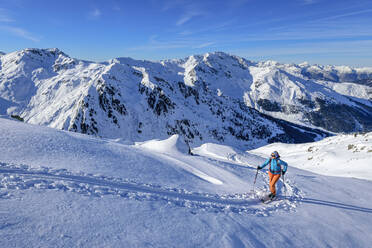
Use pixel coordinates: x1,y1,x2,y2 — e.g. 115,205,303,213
0,162,301,216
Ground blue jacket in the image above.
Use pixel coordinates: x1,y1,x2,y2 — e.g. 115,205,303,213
258,158,288,175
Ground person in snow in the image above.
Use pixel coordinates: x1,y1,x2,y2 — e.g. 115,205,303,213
257,151,288,199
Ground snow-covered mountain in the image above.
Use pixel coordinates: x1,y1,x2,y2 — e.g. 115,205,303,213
2,48,371,147
1,117,372,247
246,61,372,132
0,48,332,149
299,62,372,87
165,54,372,133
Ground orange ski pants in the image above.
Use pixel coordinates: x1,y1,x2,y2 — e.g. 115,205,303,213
268,171,281,195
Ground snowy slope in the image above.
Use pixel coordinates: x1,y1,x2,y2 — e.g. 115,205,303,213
250,132,372,180
1,117,372,247
0,48,331,150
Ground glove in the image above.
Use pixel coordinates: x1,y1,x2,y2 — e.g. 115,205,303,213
282,171,286,176
257,166,261,170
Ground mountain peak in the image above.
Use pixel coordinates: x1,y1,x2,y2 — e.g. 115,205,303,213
1,47,372,147
20,48,68,58
206,51,233,57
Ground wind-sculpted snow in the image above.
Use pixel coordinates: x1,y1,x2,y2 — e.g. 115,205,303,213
1,117,372,247
0,163,300,215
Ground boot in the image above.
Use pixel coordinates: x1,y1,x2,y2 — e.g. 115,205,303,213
269,193,276,199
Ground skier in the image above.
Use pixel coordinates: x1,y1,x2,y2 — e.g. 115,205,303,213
257,151,288,200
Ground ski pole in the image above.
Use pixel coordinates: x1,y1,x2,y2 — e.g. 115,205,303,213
252,168,258,193
282,173,287,197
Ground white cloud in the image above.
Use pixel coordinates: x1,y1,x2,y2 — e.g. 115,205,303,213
176,11,201,26
0,25,40,42
113,6,121,11
161,0,188,12
160,1,205,26
193,42,215,49
128,34,203,51
312,8,372,22
235,39,372,59
89,8,102,18
0,8,39,42
0,8,15,22
179,30,193,36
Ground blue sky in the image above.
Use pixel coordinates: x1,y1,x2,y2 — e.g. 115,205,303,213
1,0,372,66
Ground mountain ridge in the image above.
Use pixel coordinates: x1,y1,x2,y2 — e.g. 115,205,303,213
2,48,371,148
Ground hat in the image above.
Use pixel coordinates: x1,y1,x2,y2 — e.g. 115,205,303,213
271,151,279,158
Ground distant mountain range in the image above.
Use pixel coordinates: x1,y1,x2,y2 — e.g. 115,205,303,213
1,48,371,148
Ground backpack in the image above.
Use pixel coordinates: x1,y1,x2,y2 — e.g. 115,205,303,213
268,158,282,173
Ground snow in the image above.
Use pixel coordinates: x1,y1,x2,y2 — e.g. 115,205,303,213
136,134,189,155
319,81,372,101
1,48,372,247
182,55,198,87
250,132,372,180
1,117,372,247
136,135,224,185
1,48,370,150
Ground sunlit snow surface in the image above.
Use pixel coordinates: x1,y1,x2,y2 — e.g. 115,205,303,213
1,117,372,247
250,133,372,180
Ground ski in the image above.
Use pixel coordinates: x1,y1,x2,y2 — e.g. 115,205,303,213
260,194,276,204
